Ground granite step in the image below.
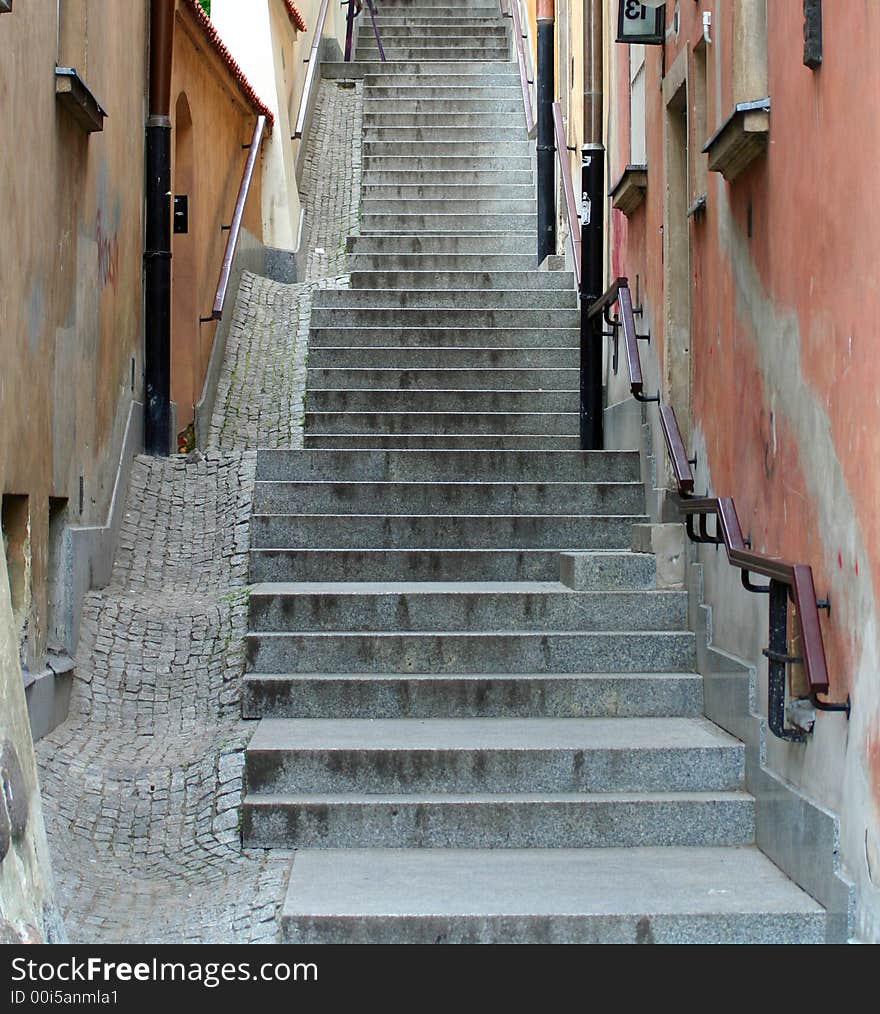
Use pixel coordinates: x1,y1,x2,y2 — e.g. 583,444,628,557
247,582,688,632
241,670,702,720
245,717,740,794
279,847,826,944
243,790,755,850
245,629,695,674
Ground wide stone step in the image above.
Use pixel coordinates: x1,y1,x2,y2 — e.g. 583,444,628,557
347,270,570,289
245,629,695,674
313,289,572,311
242,790,755,850
252,479,638,515
324,61,517,79
304,411,578,437
245,717,737,793
362,113,524,129
248,583,687,632
308,347,577,369
279,847,826,943
362,196,537,215
305,391,577,416
366,33,508,46
303,433,582,450
356,47,509,61
306,397,576,424
254,448,640,483
347,233,536,254
360,184,535,202
306,366,578,390
362,102,527,117
309,308,577,328
378,0,502,8
363,155,532,171
309,327,576,348
363,127,527,143
371,21,507,31
251,512,642,550
361,170,533,187
241,671,702,720
372,20,507,29
366,81,518,93
249,548,647,585
361,213,535,233
364,139,531,153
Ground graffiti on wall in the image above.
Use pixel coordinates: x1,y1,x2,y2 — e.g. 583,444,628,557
95,207,120,290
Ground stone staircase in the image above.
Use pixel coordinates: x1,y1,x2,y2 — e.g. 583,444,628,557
240,0,827,943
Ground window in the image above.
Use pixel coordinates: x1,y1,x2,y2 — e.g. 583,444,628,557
629,44,647,166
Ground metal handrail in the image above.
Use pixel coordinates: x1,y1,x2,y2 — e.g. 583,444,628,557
208,115,266,321
551,102,581,288
590,276,849,736
505,0,534,137
293,0,331,139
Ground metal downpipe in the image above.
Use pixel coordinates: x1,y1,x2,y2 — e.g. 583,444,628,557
580,0,605,450
536,1,556,264
144,0,175,456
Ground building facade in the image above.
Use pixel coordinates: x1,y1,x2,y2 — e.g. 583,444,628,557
544,0,879,939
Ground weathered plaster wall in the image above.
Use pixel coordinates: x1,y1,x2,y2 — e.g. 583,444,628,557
0,551,63,942
599,1,880,938
169,1,266,432
0,0,148,681
211,0,347,259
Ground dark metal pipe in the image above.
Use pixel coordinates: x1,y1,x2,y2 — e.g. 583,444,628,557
144,0,175,456
580,143,604,448
536,7,555,264
579,0,605,450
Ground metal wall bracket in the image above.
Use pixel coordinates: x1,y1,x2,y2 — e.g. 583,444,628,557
812,692,850,716
764,581,809,742
741,570,771,594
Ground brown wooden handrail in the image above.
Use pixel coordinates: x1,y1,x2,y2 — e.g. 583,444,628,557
551,102,581,288
209,115,266,321
590,276,847,721
293,0,330,139
506,0,535,137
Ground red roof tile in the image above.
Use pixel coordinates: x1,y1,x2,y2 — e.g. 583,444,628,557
283,1,308,33
181,0,275,128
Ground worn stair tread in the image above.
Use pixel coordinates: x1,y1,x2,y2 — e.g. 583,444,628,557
248,716,738,752
246,670,701,680
249,580,668,595
281,847,825,921
252,512,642,520
245,789,754,805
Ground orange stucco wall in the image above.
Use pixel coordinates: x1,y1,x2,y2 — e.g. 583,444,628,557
0,0,149,671
604,0,880,936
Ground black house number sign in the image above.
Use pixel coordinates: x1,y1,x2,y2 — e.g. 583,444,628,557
616,1,665,45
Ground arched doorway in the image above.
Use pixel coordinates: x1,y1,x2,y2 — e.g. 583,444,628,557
171,92,198,447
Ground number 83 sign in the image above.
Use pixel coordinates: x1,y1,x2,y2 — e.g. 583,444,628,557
616,0,665,45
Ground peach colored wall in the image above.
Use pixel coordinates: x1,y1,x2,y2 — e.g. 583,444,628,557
169,2,266,430
0,0,149,671
605,0,880,938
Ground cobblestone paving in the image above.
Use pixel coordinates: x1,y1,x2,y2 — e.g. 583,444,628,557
209,79,362,451
35,79,363,943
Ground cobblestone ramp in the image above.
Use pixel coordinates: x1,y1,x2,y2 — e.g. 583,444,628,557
35,79,364,943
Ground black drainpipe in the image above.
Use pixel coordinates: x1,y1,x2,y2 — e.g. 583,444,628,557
580,0,604,450
144,0,175,455
536,0,556,265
